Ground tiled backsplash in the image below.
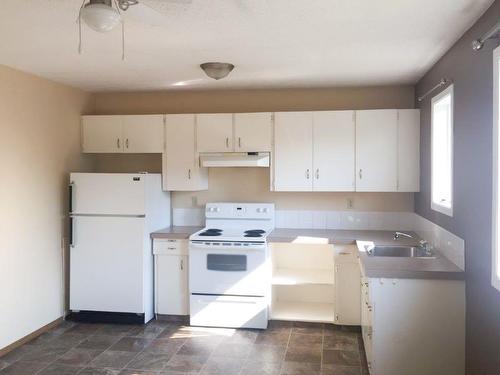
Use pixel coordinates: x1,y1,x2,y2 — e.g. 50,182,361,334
172,208,465,270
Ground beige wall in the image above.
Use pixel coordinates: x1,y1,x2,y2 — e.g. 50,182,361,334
0,65,94,349
93,86,415,212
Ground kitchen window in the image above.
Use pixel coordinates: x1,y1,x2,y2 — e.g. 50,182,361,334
431,84,454,216
492,45,500,291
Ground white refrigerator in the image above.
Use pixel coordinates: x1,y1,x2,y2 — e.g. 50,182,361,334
69,173,170,323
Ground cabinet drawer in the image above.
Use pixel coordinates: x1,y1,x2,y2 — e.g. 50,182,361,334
153,239,188,255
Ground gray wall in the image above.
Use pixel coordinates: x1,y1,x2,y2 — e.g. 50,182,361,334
415,2,500,374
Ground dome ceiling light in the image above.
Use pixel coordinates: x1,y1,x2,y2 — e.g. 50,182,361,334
200,62,235,80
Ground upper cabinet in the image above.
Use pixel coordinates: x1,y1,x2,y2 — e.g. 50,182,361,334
196,114,234,152
196,113,273,153
273,111,355,192
356,110,398,192
397,109,420,192
274,112,314,191
313,111,355,192
82,115,164,154
163,114,208,191
234,113,273,152
81,116,123,153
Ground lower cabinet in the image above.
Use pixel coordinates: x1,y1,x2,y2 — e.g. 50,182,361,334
360,275,465,375
333,245,361,325
153,239,189,316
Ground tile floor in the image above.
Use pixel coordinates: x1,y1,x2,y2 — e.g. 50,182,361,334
0,319,369,375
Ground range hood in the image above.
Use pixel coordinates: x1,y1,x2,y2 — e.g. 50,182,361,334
200,152,270,168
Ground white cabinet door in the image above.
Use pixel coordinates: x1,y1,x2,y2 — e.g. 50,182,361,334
313,111,355,191
155,255,189,315
82,115,123,153
334,262,361,325
196,114,234,152
164,114,208,191
274,112,313,191
398,109,420,192
234,112,273,152
123,115,164,153
356,110,398,191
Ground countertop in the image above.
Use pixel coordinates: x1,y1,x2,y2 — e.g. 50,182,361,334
150,226,201,240
268,228,464,281
150,227,464,281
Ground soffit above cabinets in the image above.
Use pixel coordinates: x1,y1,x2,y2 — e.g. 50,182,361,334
0,0,494,91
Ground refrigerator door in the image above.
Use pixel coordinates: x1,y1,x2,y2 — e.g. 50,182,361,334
70,173,145,216
70,216,146,314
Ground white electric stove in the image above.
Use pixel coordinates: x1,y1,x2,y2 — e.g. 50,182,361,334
189,202,275,329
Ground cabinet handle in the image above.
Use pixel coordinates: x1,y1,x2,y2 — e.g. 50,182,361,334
226,137,229,148
306,169,310,179
238,137,241,148
117,138,120,149
316,169,319,179
69,217,74,247
167,247,176,250
180,259,184,270
359,169,363,179
126,138,129,149
188,169,191,179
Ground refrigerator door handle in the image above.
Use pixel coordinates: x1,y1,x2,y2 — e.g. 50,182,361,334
69,217,75,247
69,182,75,214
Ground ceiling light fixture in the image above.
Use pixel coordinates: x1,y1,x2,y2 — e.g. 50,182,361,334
81,0,121,33
200,62,235,80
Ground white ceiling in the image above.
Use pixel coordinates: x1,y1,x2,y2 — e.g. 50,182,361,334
0,0,494,92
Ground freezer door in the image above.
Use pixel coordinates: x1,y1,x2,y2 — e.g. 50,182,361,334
70,173,145,215
70,216,146,314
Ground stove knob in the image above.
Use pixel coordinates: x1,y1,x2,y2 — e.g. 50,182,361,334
263,208,268,213
257,208,262,213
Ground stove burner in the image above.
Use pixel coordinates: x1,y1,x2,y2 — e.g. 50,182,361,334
199,228,223,236
244,229,266,234
244,233,263,238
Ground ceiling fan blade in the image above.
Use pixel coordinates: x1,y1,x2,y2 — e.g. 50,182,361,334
123,2,167,26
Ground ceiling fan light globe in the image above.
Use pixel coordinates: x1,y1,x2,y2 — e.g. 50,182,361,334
81,3,121,33
200,62,235,80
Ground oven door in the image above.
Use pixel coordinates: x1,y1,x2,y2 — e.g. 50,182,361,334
189,242,270,296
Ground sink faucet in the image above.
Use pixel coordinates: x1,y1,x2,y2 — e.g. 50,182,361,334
393,231,413,240
419,240,432,253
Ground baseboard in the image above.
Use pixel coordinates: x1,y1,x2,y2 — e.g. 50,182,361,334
0,317,63,358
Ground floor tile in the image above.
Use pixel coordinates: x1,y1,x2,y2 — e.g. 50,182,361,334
0,360,47,375
247,344,286,363
21,345,70,363
0,361,8,371
291,322,324,336
323,335,358,351
222,330,258,345
280,361,321,375
127,325,165,339
77,367,120,375
89,351,138,369
321,364,361,375
162,354,207,373
109,338,153,353
118,369,158,375
66,324,102,336
212,342,252,359
288,333,322,349
284,346,322,364
266,321,292,335
144,339,185,355
125,352,172,371
199,356,243,375
78,336,121,351
322,350,360,366
254,332,289,346
55,348,103,366
49,334,88,348
37,364,83,375
240,360,281,375
0,345,35,363
176,337,219,357
96,326,136,337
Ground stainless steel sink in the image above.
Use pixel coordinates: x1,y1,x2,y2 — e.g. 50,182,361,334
366,245,435,258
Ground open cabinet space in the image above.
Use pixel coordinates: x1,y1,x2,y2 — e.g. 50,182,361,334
270,243,335,323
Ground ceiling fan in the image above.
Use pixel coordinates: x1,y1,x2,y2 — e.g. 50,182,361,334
77,0,190,59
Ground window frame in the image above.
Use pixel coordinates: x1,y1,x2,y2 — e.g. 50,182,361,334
430,84,454,217
492,45,500,291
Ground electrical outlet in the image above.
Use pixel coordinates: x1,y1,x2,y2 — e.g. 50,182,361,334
347,198,354,209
